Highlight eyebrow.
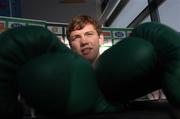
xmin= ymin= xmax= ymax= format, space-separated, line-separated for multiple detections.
xmin=71 ymin=30 xmax=95 ymax=36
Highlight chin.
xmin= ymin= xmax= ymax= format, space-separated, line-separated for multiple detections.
xmin=84 ymin=56 xmax=92 ymax=62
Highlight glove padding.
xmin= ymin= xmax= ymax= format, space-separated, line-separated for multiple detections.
xmin=131 ymin=22 xmax=180 ymax=107
xmin=0 ymin=26 xmax=99 ymax=117
xmin=17 ymin=51 xmax=99 ymax=116
xmin=0 ymin=26 xmax=68 ymax=118
xmin=95 ymin=37 xmax=157 ymax=104
xmin=95 ymin=22 xmax=180 ymax=107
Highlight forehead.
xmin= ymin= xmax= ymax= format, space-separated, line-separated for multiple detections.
xmin=70 ymin=24 xmax=96 ymax=35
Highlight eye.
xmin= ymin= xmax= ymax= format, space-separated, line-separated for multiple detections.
xmin=87 ymin=33 xmax=93 ymax=36
xmin=70 ymin=35 xmax=81 ymax=41
xmin=86 ymin=32 xmax=94 ymax=37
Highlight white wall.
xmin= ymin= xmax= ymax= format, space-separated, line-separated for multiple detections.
xmin=110 ymin=0 xmax=180 ymax=32
xmin=110 ymin=0 xmax=149 ymax=28
xmin=159 ymin=0 xmax=180 ymax=32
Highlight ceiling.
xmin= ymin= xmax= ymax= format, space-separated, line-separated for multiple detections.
xmin=59 ymin=0 xmax=87 ymax=3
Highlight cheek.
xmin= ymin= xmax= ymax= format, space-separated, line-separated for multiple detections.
xmin=70 ymin=42 xmax=80 ymax=51
xmin=94 ymin=39 xmax=100 ymax=47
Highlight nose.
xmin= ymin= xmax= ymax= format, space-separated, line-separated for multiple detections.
xmin=80 ymin=35 xmax=89 ymax=46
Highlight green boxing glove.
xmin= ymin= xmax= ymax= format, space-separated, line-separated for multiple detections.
xmin=95 ymin=22 xmax=180 ymax=108
xmin=0 ymin=26 xmax=70 ymax=118
xmin=95 ymin=36 xmax=157 ymax=104
xmin=17 ymin=51 xmax=100 ymax=116
xmin=131 ymin=22 xmax=180 ymax=107
xmin=0 ymin=25 xmax=120 ymax=118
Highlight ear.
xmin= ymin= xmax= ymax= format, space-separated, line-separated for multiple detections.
xmin=99 ymin=33 xmax=104 ymax=45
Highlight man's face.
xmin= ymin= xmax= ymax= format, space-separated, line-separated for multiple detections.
xmin=69 ymin=24 xmax=103 ymax=63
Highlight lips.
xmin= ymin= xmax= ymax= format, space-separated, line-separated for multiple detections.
xmin=81 ymin=48 xmax=92 ymax=55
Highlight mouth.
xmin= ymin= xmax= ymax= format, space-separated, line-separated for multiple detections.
xmin=81 ymin=48 xmax=92 ymax=55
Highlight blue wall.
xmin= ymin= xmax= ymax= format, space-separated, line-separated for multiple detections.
xmin=0 ymin=0 xmax=21 ymax=17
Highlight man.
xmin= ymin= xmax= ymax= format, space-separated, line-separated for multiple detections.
xmin=66 ymin=15 xmax=104 ymax=66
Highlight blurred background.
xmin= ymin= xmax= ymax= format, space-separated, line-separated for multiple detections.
xmin=0 ymin=0 xmax=179 ymax=31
